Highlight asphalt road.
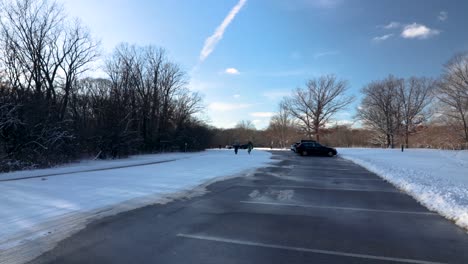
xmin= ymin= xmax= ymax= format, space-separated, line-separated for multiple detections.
xmin=30 ymin=151 xmax=468 ymax=264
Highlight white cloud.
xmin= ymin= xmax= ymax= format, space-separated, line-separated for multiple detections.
xmin=261 ymin=68 xmax=315 ymax=77
xmin=225 ymin=68 xmax=240 ymax=75
xmin=199 ymin=0 xmax=247 ymax=61
xmin=401 ymin=23 xmax=440 ymax=39
xmin=381 ymin=22 xmax=401 ymax=29
xmin=233 ymin=94 xmax=241 ymax=99
xmin=252 ymin=119 xmax=271 ymax=129
xmin=263 ymin=90 xmax=291 ymax=100
xmin=252 ymin=119 xmax=262 ymax=124
xmin=314 ymin=50 xmax=339 ymax=58
xmin=250 ymin=112 xmax=276 ymax=118
xmin=438 ymin=11 xmax=448 ymax=21
xmin=312 ymin=0 xmax=342 ymax=8
xmin=281 ymin=0 xmax=342 ymax=11
xmin=208 ymin=102 xmax=251 ymax=112
xmin=210 ymin=119 xmax=239 ymax=129
xmin=373 ymin=34 xmax=393 ymax=42
xmin=188 ymin=79 xmax=219 ymax=91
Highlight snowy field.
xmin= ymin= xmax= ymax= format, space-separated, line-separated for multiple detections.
xmin=339 ymin=148 xmax=468 ymax=231
xmin=0 ymin=149 xmax=273 ymax=264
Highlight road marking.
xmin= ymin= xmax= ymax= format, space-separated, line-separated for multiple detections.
xmin=240 ymin=201 xmax=437 ymax=215
xmin=238 ymin=185 xmax=399 ymax=193
xmin=290 ymin=176 xmax=383 ymax=181
xmin=177 ymin=233 xmax=445 ymax=264
xmin=296 ymin=167 xmax=352 ymax=171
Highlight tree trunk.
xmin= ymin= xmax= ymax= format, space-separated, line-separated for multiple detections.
xmin=405 ymin=124 xmax=409 ymax=148
xmin=314 ymin=124 xmax=320 ymax=142
xmin=463 ymin=115 xmax=468 ymax=143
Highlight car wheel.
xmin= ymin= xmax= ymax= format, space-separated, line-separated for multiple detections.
xmin=327 ymin=151 xmax=333 ymax=157
xmin=302 ymin=150 xmax=308 ymax=156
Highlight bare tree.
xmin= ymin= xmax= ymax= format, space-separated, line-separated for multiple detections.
xmin=0 ymin=0 xmax=98 ymax=114
xmin=0 ymin=0 xmax=64 ymax=97
xmin=357 ymin=75 xmax=403 ymax=148
xmin=283 ymin=75 xmax=354 ymax=141
xmin=398 ymin=77 xmax=435 ymax=147
xmin=437 ymin=52 xmax=468 ymax=143
xmin=235 ymin=120 xmax=255 ymax=130
xmin=0 ymin=0 xmax=99 ymax=167
xmin=58 ymin=20 xmax=100 ymax=120
xmin=0 ymin=1 xmax=211 ymax=170
xmin=234 ymin=120 xmax=256 ymax=143
xmin=173 ymin=90 xmax=203 ymax=127
xmin=268 ymin=102 xmax=296 ymax=148
xmin=103 ymin=44 xmax=202 ymax=155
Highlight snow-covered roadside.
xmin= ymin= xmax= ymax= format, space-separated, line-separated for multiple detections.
xmin=0 ymin=149 xmax=274 ymax=264
xmin=338 ymin=148 xmax=468 ymax=230
xmin=0 ymin=152 xmax=197 ymax=181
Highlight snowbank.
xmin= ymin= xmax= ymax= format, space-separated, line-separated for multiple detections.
xmin=338 ymin=148 xmax=468 ymax=230
xmin=0 ymin=149 xmax=273 ymax=263
xmin=0 ymin=152 xmax=196 ymax=181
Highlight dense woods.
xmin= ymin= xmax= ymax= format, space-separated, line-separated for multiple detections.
xmin=0 ymin=0 xmax=210 ymax=171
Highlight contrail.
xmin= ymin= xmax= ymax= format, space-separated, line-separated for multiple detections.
xmin=199 ymin=0 xmax=247 ymax=61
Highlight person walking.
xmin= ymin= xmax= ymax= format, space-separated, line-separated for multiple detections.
xmin=233 ymin=143 xmax=240 ymax=155
xmin=247 ymin=141 xmax=254 ymax=155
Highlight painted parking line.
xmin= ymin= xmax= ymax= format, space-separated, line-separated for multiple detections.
xmin=240 ymin=201 xmax=437 ymax=215
xmin=237 ymin=185 xmax=400 ymax=193
xmin=286 ymin=176 xmax=383 ymax=181
xmin=295 ymin=167 xmax=352 ymax=171
xmin=177 ymin=233 xmax=445 ymax=264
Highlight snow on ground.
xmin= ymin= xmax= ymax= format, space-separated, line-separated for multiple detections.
xmin=0 ymin=149 xmax=273 ymax=264
xmin=255 ymin=147 xmax=291 ymax=151
xmin=338 ymin=148 xmax=468 ymax=230
xmin=0 ymin=152 xmax=197 ymax=181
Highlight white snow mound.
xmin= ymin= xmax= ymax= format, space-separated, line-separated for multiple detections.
xmin=338 ymin=148 xmax=468 ymax=230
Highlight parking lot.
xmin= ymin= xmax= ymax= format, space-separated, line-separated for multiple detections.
xmin=31 ymin=151 xmax=468 ymax=264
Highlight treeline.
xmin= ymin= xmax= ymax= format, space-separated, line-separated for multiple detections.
xmin=210 ymin=122 xmax=373 ymax=149
xmin=212 ymin=118 xmax=466 ymax=151
xmin=211 ymin=53 xmax=468 ymax=150
xmin=72 ymin=45 xmax=211 ymax=157
xmin=264 ymin=52 xmax=467 ymax=149
xmin=356 ymin=52 xmax=468 ymax=149
xmin=0 ymin=0 xmax=210 ymax=171
xmin=356 ymin=75 xmax=434 ymax=148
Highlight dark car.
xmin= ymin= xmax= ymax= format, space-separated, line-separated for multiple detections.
xmin=295 ymin=142 xmax=337 ymax=157
xmin=291 ymin=140 xmax=317 ymax=152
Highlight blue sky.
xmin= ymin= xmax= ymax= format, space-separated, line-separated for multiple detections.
xmin=60 ymin=0 xmax=468 ymax=129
